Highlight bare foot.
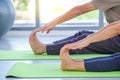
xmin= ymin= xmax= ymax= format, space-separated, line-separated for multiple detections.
xmin=60 ymin=46 xmax=86 ymax=71
xmin=29 ymin=31 xmax=46 ymax=55
xmin=60 ymin=47 xmax=74 ymax=71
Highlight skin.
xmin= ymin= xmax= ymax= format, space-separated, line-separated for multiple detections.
xmin=29 ymin=1 xmax=120 ymax=71
xmin=60 ymin=46 xmax=86 ymax=71
xmin=60 ymin=21 xmax=120 ymax=71
xmin=33 ymin=2 xmax=96 ymax=34
xmin=29 ymin=1 xmax=96 ymax=54
xmin=29 ymin=31 xmax=46 ymax=55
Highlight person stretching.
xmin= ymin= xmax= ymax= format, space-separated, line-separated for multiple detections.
xmin=29 ymin=0 xmax=120 ymax=72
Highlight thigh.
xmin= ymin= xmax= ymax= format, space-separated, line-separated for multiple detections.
xmin=86 ymin=35 xmax=120 ymax=54
xmin=70 ymin=35 xmax=120 ymax=54
xmin=54 ymin=30 xmax=94 ymax=44
xmin=47 ymin=31 xmax=93 ymax=55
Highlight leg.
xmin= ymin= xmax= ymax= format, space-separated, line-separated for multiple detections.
xmin=85 ymin=52 xmax=120 ymax=72
xmin=47 ymin=31 xmax=94 ymax=55
xmin=29 ymin=30 xmax=94 ymax=55
xmin=70 ymin=35 xmax=120 ymax=54
xmin=47 ymin=31 xmax=120 ymax=55
xmin=29 ymin=30 xmax=120 ymax=55
xmin=47 ymin=35 xmax=120 ymax=55
xmin=60 ymin=47 xmax=120 ymax=72
xmin=54 ymin=30 xmax=94 ymax=44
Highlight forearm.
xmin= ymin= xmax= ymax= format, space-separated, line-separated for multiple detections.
xmin=49 ymin=2 xmax=96 ymax=25
xmin=84 ymin=22 xmax=120 ymax=44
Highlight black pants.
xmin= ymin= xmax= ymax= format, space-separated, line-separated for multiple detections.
xmin=46 ymin=30 xmax=120 ymax=55
xmin=46 ymin=30 xmax=120 ymax=72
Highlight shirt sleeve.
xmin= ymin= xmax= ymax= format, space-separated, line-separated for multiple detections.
xmin=91 ymin=0 xmax=120 ymax=11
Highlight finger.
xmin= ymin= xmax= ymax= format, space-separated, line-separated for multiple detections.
xmin=71 ymin=47 xmax=79 ymax=50
xmin=33 ymin=29 xmax=40 ymax=34
xmin=66 ymin=44 xmax=76 ymax=48
xmin=40 ymin=27 xmax=48 ymax=33
xmin=47 ymin=29 xmax=51 ymax=34
xmin=64 ymin=43 xmax=74 ymax=46
xmin=34 ymin=27 xmax=44 ymax=33
xmin=61 ymin=46 xmax=70 ymax=52
xmin=68 ymin=45 xmax=79 ymax=50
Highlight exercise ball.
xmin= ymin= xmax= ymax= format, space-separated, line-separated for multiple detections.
xmin=0 ymin=0 xmax=15 ymax=37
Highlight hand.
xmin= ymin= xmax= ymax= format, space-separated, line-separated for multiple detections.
xmin=64 ymin=39 xmax=91 ymax=50
xmin=34 ymin=23 xmax=56 ymax=34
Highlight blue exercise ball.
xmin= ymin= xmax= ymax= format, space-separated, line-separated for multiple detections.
xmin=0 ymin=0 xmax=15 ymax=37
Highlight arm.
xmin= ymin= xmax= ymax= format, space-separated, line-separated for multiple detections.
xmin=49 ymin=2 xmax=97 ymax=25
xmin=60 ymin=21 xmax=120 ymax=71
xmin=86 ymin=21 xmax=120 ymax=43
xmin=34 ymin=1 xmax=97 ymax=33
xmin=65 ymin=21 xmax=120 ymax=50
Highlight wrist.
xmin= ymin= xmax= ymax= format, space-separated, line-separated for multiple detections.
xmin=82 ymin=37 xmax=93 ymax=45
xmin=46 ymin=22 xmax=56 ymax=27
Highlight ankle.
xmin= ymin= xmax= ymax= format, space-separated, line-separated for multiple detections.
xmin=61 ymin=60 xmax=86 ymax=71
xmin=61 ymin=60 xmax=75 ymax=71
xmin=74 ymin=60 xmax=86 ymax=71
xmin=34 ymin=45 xmax=46 ymax=55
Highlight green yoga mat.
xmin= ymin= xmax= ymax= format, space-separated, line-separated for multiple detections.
xmin=0 ymin=50 xmax=110 ymax=60
xmin=6 ymin=62 xmax=120 ymax=78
